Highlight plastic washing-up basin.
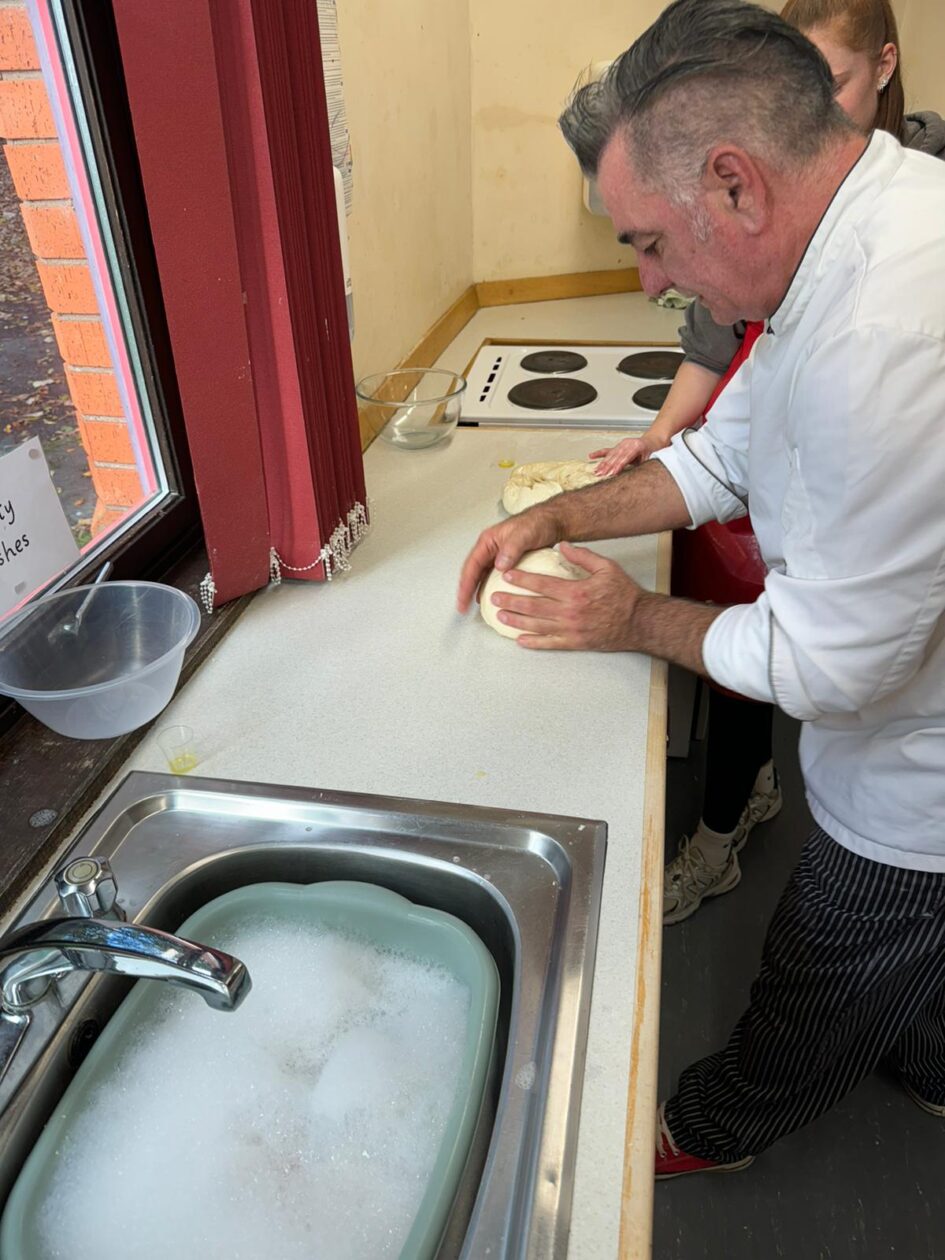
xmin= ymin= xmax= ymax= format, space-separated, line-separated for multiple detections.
xmin=0 ymin=580 xmax=200 ymax=739
xmin=0 ymin=880 xmax=500 ymax=1260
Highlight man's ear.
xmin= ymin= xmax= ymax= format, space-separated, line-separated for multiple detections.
xmin=703 ymin=146 xmax=768 ymax=235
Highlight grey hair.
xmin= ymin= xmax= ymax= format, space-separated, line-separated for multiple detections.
xmin=559 ymin=0 xmax=854 ymax=198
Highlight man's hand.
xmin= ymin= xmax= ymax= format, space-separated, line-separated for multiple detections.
xmin=486 ymin=541 xmax=644 ymax=650
xmin=456 ymin=459 xmax=693 ymax=615
xmin=456 ymin=506 xmax=559 ymax=613
xmin=486 ymin=540 xmax=728 ymax=673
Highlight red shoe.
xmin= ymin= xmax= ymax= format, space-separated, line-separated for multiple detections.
xmin=655 ymin=1103 xmax=755 ymax=1180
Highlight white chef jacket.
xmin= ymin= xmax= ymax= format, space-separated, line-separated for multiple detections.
xmin=653 ymin=129 xmax=945 ymax=872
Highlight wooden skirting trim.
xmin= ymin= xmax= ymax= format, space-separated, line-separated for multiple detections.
xmin=476 ymin=267 xmax=641 ymax=308
xmin=357 ymin=267 xmax=644 ymax=450
xmin=357 ymin=284 xmax=479 ymax=450
xmin=619 ymin=528 xmax=671 ymax=1258
xmin=399 ymin=283 xmax=480 ymax=372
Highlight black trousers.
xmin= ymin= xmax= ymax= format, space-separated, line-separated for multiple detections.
xmin=701 ymin=689 xmax=774 ymax=834
xmin=664 ymin=827 xmax=945 ymax=1162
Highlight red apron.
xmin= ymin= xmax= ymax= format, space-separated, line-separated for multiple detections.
xmin=670 ymin=320 xmax=766 ymax=698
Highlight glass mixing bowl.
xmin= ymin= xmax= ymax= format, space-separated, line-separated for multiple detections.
xmin=355 ymin=368 xmax=466 ymax=450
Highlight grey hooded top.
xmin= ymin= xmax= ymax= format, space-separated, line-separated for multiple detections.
xmin=679 ymin=111 xmax=945 ymax=375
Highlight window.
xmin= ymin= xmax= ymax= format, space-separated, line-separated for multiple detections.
xmin=0 ymin=0 xmax=366 ymax=892
xmin=0 ymin=0 xmax=197 ymax=624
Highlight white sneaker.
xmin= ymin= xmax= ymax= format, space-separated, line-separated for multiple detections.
xmin=731 ymin=760 xmax=783 ymax=854
xmin=663 ymin=837 xmax=741 ymax=925
xmin=662 ymin=761 xmax=782 ymax=926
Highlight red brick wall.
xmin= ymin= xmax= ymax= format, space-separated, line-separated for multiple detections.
xmin=0 ymin=2 xmax=144 ymax=536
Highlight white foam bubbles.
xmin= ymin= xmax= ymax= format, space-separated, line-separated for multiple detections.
xmin=33 ymin=915 xmax=472 ymax=1260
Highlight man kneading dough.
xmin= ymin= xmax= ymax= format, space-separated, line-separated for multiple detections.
xmin=480 ymin=548 xmax=587 ymax=639
xmin=502 ymin=460 xmax=600 ymax=515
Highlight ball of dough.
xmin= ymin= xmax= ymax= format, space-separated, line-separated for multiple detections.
xmin=480 ymin=547 xmax=588 ymax=640
xmin=502 ymin=460 xmax=600 ymax=515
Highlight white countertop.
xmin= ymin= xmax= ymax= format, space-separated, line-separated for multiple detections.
xmin=92 ymin=292 xmax=681 ymax=1256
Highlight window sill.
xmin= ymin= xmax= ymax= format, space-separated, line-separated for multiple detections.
xmin=0 ymin=546 xmax=253 ymax=921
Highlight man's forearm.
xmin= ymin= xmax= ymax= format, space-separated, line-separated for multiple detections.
xmin=628 ymin=590 xmax=727 ymax=676
xmin=549 ymin=458 xmax=692 ymax=542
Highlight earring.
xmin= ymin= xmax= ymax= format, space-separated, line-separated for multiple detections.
xmin=879 ymin=76 xmax=889 ymax=90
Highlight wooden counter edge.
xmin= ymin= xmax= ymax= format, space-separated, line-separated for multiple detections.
xmin=618 ymin=529 xmax=671 ymax=1257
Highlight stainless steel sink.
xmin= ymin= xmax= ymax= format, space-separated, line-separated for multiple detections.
xmin=0 ymin=771 xmax=606 ymax=1259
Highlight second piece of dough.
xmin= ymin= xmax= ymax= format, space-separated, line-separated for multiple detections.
xmin=480 ymin=547 xmax=587 ymax=640
xmin=502 ymin=460 xmax=600 ymax=515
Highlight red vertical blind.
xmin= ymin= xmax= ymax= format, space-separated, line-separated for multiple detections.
xmin=111 ymin=0 xmax=271 ymax=606
xmin=113 ymin=0 xmax=366 ymax=604
xmin=245 ymin=0 xmax=367 ymax=582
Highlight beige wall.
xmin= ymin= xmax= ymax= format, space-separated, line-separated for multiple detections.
xmin=470 ymin=3 xmax=671 ymax=283
xmin=467 ymin=1 xmax=781 ymax=282
xmin=338 ymin=0 xmax=945 ymax=377
xmin=897 ymin=0 xmax=945 ymax=115
xmin=462 ymin=0 xmax=945 ymax=287
xmin=338 ymin=1 xmax=664 ymax=376
xmin=337 ymin=0 xmax=473 ymax=379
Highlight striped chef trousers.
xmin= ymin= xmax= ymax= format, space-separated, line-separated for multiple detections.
xmin=663 ymin=825 xmax=945 ymax=1162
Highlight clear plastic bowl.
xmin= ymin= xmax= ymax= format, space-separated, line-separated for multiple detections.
xmin=0 ymin=581 xmax=201 ymax=739
xmin=355 ymin=368 xmax=466 ymax=449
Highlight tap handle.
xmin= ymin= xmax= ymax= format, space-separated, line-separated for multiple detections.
xmin=55 ymin=857 xmax=123 ymax=920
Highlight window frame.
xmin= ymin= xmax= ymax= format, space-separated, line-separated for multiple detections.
xmin=0 ymin=0 xmax=365 ymax=914
xmin=0 ymin=0 xmax=203 ymax=735
xmin=50 ymin=0 xmax=201 ymax=578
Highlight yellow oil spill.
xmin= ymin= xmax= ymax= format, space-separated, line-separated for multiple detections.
xmin=498 ymin=459 xmax=515 ymax=468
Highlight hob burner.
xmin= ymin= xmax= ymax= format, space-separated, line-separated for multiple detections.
xmin=508 ymin=378 xmax=598 ymax=411
xmin=617 ymin=350 xmax=685 ymax=380
xmin=520 ymin=350 xmax=589 ymax=374
xmin=632 ymin=383 xmax=672 ymax=411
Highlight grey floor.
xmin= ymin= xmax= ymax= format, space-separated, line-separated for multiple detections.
xmin=654 ymin=686 xmax=945 ymax=1260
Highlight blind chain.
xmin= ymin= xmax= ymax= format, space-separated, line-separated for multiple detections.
xmin=199 ymin=501 xmax=369 ymax=611
xmin=269 ymin=500 xmax=369 ymax=586
xmin=198 ymin=572 xmax=217 ymax=616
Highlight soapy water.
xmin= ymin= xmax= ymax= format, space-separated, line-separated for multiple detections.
xmin=35 ymin=917 xmax=471 ymax=1260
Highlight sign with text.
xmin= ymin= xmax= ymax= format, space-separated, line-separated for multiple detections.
xmin=0 ymin=439 xmax=80 ymax=619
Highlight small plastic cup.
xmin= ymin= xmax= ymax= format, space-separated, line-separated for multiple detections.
xmin=157 ymin=724 xmax=199 ymax=774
